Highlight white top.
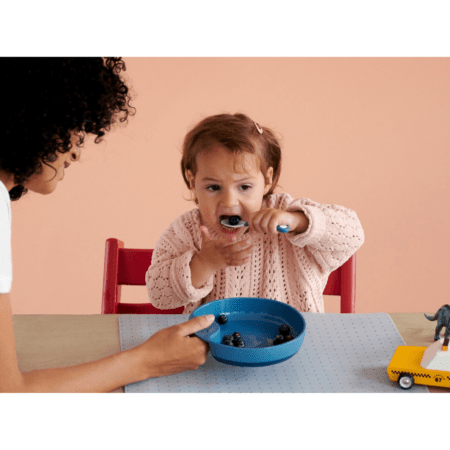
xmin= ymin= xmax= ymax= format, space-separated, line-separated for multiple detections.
xmin=0 ymin=180 xmax=12 ymax=293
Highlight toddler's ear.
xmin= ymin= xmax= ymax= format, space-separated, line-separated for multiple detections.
xmin=264 ymin=167 xmax=274 ymax=194
xmin=185 ymin=170 xmax=195 ymax=189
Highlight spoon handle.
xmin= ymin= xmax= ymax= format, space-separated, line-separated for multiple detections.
xmin=277 ymin=225 xmax=290 ymax=233
xmin=244 ymin=223 xmax=289 ymax=233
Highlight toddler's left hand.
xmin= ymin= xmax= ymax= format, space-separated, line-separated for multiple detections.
xmin=248 ymin=208 xmax=303 ymax=234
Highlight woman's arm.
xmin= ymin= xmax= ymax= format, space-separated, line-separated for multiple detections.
xmin=0 ymin=293 xmax=213 ymax=393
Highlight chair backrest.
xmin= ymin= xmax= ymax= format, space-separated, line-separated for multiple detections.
xmin=323 ymin=254 xmax=356 ymax=313
xmin=102 ymin=238 xmax=184 ymax=314
xmin=102 ymin=238 xmax=356 ymax=314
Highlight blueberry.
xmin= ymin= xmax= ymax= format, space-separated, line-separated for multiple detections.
xmin=217 ymin=314 xmax=228 ymax=324
xmin=284 ymin=334 xmax=294 ymax=342
xmin=232 ymin=332 xmax=241 ymax=339
xmin=228 ymin=215 xmax=241 ymax=226
xmin=222 ymin=333 xmax=233 ymax=345
xmin=233 ymin=339 xmax=246 ymax=348
xmin=278 ymin=324 xmax=291 ymax=336
xmin=273 ymin=335 xmax=285 ymax=345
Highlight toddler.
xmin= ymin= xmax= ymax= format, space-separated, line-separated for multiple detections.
xmin=146 ymin=113 xmax=364 ymax=313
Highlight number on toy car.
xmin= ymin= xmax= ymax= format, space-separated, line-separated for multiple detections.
xmin=434 ymin=374 xmax=444 ymax=383
xmin=398 ymin=372 xmax=415 ymax=390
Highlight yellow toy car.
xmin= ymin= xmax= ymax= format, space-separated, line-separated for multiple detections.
xmin=387 ymin=337 xmax=450 ymax=389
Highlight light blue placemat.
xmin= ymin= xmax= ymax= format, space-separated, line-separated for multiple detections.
xmin=119 ymin=313 xmax=428 ymax=393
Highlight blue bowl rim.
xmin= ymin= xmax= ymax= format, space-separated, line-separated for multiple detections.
xmin=189 ymin=296 xmax=306 ymax=348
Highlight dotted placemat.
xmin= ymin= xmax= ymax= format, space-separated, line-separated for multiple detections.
xmin=119 ymin=313 xmax=428 ymax=393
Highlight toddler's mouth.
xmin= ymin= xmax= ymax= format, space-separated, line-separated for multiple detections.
xmin=220 ymin=215 xmax=243 ymax=233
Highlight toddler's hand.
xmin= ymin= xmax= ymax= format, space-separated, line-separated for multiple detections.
xmin=248 ymin=208 xmax=302 ymax=234
xmin=199 ymin=226 xmax=253 ymax=271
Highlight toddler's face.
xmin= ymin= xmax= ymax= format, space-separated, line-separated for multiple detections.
xmin=186 ymin=145 xmax=273 ymax=238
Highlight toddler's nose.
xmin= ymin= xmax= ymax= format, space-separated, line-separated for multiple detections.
xmin=220 ymin=189 xmax=239 ymax=208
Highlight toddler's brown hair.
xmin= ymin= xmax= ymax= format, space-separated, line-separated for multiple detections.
xmin=181 ymin=113 xmax=282 ymax=202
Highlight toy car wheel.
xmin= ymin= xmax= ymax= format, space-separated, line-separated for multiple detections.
xmin=398 ymin=373 xmax=414 ymax=390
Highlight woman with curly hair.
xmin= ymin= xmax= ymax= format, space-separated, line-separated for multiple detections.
xmin=0 ymin=57 xmax=214 ymax=392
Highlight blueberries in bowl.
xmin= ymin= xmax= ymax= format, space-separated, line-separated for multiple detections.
xmin=189 ymin=297 xmax=306 ymax=367
xmin=278 ymin=324 xmax=291 ymax=336
xmin=221 ymin=330 xmax=247 ymax=348
xmin=222 ymin=336 xmax=234 ymax=345
xmin=273 ymin=335 xmax=285 ymax=346
xmin=217 ymin=317 xmax=293 ymax=349
xmin=217 ymin=313 xmax=228 ymax=324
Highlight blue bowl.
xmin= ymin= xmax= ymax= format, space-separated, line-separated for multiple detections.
xmin=189 ymin=297 xmax=306 ymax=367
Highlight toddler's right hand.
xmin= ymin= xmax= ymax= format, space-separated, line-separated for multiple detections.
xmin=199 ymin=226 xmax=253 ymax=271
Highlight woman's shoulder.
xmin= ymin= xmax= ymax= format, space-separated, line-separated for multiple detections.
xmin=0 ymin=180 xmax=10 ymax=205
xmin=0 ymin=180 xmax=11 ymax=221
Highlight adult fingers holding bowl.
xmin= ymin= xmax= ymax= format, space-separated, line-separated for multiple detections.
xmin=0 ymin=57 xmax=214 ymax=393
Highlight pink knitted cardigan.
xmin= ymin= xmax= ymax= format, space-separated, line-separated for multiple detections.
xmin=145 ymin=193 xmax=364 ymax=314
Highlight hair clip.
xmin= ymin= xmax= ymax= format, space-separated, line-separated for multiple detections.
xmin=254 ymin=122 xmax=263 ymax=134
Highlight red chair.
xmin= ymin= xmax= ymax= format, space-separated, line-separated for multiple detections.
xmin=102 ymin=238 xmax=357 ymax=314
xmin=323 ymin=254 xmax=356 ymax=313
xmin=102 ymin=238 xmax=184 ymax=314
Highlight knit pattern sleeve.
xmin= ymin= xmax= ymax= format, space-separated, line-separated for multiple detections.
xmin=268 ymin=193 xmax=365 ymax=274
xmin=145 ymin=209 xmax=214 ymax=309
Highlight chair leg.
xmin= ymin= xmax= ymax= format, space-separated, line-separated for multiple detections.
xmin=102 ymin=238 xmax=124 ymax=314
xmin=341 ymin=254 xmax=356 ymax=313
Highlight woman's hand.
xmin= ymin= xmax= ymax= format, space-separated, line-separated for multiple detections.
xmin=1 ymin=293 xmax=215 ymax=392
xmin=135 ymin=314 xmax=215 ymax=379
xmin=248 ymin=208 xmax=309 ymax=234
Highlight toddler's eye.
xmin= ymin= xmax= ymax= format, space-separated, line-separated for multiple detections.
xmin=240 ymin=184 xmax=252 ymax=191
xmin=206 ymin=185 xmax=220 ymax=191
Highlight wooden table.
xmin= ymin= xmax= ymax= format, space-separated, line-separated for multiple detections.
xmin=12 ymin=313 xmax=448 ymax=393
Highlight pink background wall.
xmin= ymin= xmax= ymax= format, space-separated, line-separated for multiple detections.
xmin=9 ymin=57 xmax=450 ymax=314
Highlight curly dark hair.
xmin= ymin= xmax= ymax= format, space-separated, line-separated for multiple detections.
xmin=1 ymin=57 xmax=135 ymax=200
